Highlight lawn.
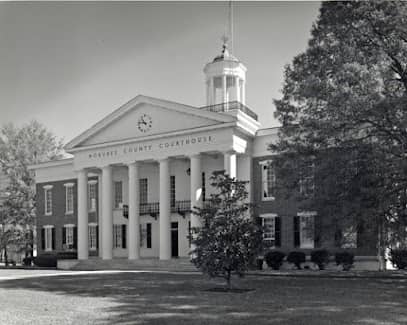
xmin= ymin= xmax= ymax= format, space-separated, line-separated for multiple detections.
xmin=0 ymin=271 xmax=406 ymax=325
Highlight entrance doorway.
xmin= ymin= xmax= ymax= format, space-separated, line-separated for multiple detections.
xmin=171 ymin=222 xmax=179 ymax=258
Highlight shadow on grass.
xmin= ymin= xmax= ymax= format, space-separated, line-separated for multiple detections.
xmin=0 ymin=273 xmax=407 ymax=324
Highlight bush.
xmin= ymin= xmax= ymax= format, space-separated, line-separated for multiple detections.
xmin=264 ymin=251 xmax=286 ymax=270
xmin=22 ymin=256 xmax=33 ymax=266
xmin=33 ymin=254 xmax=57 ymax=267
xmin=287 ymin=251 xmax=306 ymax=270
xmin=57 ymin=251 xmax=78 ymax=260
xmin=390 ymin=249 xmax=407 ymax=270
xmin=335 ymin=251 xmax=354 ymax=271
xmin=310 ymin=249 xmax=330 ymax=270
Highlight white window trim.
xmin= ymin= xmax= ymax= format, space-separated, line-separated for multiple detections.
xmin=43 ymin=185 xmax=53 ymax=216
xmin=64 ymin=183 xmax=75 ymax=215
xmin=297 ymin=211 xmax=316 ymax=249
xmin=259 ymin=160 xmax=275 ymax=201
xmin=43 ymin=225 xmax=54 ymax=252
xmin=261 ymin=213 xmax=278 ymax=247
xmin=113 ymin=224 xmax=122 ymax=248
xmin=88 ymin=181 xmax=97 ymax=212
xmin=63 ymin=224 xmax=75 ymax=247
xmin=88 ymin=223 xmax=98 ymax=251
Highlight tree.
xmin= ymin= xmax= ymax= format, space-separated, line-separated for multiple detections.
xmin=191 ymin=170 xmax=262 ymax=290
xmin=271 ymin=1 xmax=407 ymax=270
xmin=0 ymin=120 xmax=64 ymax=264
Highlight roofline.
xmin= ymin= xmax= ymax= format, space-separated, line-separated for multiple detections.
xmin=28 ymin=158 xmax=74 ymax=170
xmin=64 ymin=94 xmax=234 ymax=150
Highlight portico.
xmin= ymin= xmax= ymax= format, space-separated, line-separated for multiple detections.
xmin=75 ymin=148 xmax=243 ymax=260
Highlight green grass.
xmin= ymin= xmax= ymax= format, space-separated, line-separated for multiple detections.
xmin=0 ymin=271 xmax=406 ymax=324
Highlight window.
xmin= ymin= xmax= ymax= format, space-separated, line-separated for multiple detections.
xmin=42 ymin=226 xmax=54 ymax=251
xmin=146 ymin=223 xmax=152 ymax=249
xmin=64 ymin=183 xmax=74 ymax=214
xmin=62 ymin=225 xmax=76 ymax=250
xmin=294 ymin=212 xmax=316 ymax=248
xmin=261 ymin=214 xmax=281 ymax=248
xmin=140 ymin=178 xmax=148 ymax=204
xmin=202 ymin=172 xmax=206 ymax=201
xmin=114 ymin=181 xmax=123 ymax=208
xmin=113 ymin=224 xmax=126 ymax=248
xmin=260 ymin=161 xmax=275 ymax=201
xmin=170 ymin=175 xmax=175 ymax=207
xmin=43 ymin=185 xmax=53 ymax=215
xmin=299 ymin=161 xmax=315 ymax=197
xmin=88 ymin=180 xmax=97 ymax=212
xmin=340 ymin=226 xmax=357 ymax=248
xmin=89 ymin=224 xmax=98 ymax=250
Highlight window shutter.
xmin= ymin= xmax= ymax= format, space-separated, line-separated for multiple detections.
xmin=275 ymin=217 xmax=281 ymax=247
xmin=96 ymin=225 xmax=99 ymax=249
xmin=122 ymin=225 xmax=127 ymax=249
xmin=73 ymin=226 xmax=78 ymax=249
xmin=41 ymin=228 xmax=45 ymax=250
xmin=293 ymin=216 xmax=300 ymax=247
xmin=147 ymin=223 xmax=152 ymax=248
xmin=62 ymin=227 xmax=66 ymax=246
xmin=51 ymin=228 xmax=55 ymax=250
xmin=314 ymin=215 xmax=322 ymax=248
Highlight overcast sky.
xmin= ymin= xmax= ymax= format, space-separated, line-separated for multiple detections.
xmin=0 ymin=1 xmax=320 ymax=144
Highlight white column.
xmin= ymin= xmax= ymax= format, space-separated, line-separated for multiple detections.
xmin=235 ymin=76 xmax=241 ymax=103
xmin=97 ymin=174 xmax=103 ymax=257
xmin=77 ymin=169 xmax=88 ymax=260
xmin=222 ymin=75 xmax=227 ymax=104
xmin=101 ymin=165 xmax=113 ymax=259
xmin=206 ymin=80 xmax=210 ymax=105
xmin=159 ymin=158 xmax=171 ymax=260
xmin=209 ymin=77 xmax=214 ymax=105
xmin=241 ymin=79 xmax=246 ymax=105
xmin=128 ymin=162 xmax=140 ymax=260
xmin=211 ymin=77 xmax=216 ymax=105
xmin=190 ymin=154 xmax=202 ymax=226
xmin=224 ymin=152 xmax=237 ymax=179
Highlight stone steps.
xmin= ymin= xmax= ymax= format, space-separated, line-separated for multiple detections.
xmin=69 ymin=257 xmax=198 ymax=272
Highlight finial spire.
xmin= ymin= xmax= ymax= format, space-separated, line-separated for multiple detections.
xmin=228 ymin=0 xmax=234 ymax=54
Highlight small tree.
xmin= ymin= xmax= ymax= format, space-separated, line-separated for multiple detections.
xmin=191 ymin=170 xmax=262 ymax=290
xmin=0 ymin=121 xmax=63 ymax=262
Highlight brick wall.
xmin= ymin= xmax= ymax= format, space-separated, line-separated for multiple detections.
xmin=36 ymin=177 xmax=98 ymax=255
xmin=251 ymin=155 xmax=376 ymax=256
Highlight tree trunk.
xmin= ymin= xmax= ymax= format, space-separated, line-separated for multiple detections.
xmin=4 ymin=246 xmax=8 ymax=267
xmin=377 ymin=219 xmax=386 ymax=271
xmin=226 ymin=270 xmax=232 ymax=290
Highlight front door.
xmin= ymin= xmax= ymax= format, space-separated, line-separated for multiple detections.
xmin=171 ymin=222 xmax=179 ymax=258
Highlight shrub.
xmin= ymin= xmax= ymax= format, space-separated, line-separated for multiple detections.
xmin=390 ymin=249 xmax=407 ymax=270
xmin=22 ymin=256 xmax=33 ymax=266
xmin=335 ymin=251 xmax=354 ymax=271
xmin=57 ymin=251 xmax=78 ymax=260
xmin=310 ymin=249 xmax=330 ymax=270
xmin=264 ymin=251 xmax=286 ymax=270
xmin=33 ymin=254 xmax=57 ymax=267
xmin=287 ymin=251 xmax=306 ymax=270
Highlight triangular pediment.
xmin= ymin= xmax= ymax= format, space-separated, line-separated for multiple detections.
xmin=65 ymin=95 xmax=235 ymax=150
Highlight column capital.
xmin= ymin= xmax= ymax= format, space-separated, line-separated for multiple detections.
xmin=101 ymin=164 xmax=112 ymax=169
xmin=188 ymin=153 xmax=201 ymax=160
xmin=126 ymin=161 xmax=140 ymax=168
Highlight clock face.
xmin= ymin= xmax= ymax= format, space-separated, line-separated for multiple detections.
xmin=137 ymin=113 xmax=152 ymax=133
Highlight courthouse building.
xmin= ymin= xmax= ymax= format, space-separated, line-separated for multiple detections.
xmin=30 ymin=42 xmax=377 ymax=266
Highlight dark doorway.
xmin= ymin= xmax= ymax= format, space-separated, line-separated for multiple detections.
xmin=171 ymin=222 xmax=179 ymax=258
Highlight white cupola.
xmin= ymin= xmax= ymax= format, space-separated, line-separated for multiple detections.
xmin=203 ymin=36 xmax=247 ymax=107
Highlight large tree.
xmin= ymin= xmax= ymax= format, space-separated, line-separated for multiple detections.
xmin=272 ymin=1 xmax=407 ymax=269
xmin=191 ymin=170 xmax=262 ymax=290
xmin=0 ymin=120 xmax=63 ymax=264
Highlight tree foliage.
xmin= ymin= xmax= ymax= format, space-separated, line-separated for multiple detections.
xmin=271 ymin=1 xmax=407 ymax=268
xmin=191 ymin=170 xmax=262 ymax=289
xmin=0 ymin=120 xmax=64 ymax=262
